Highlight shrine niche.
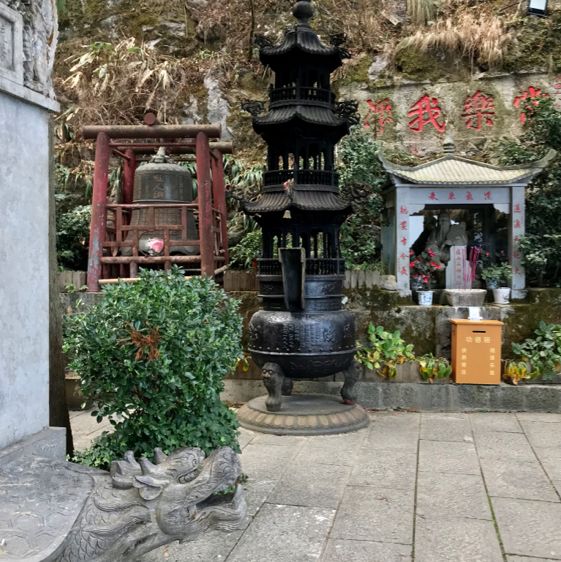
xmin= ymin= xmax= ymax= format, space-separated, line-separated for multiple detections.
xmin=380 ymin=142 xmax=554 ymax=298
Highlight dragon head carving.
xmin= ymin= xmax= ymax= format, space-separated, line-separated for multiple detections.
xmin=52 ymin=446 xmax=246 ymax=561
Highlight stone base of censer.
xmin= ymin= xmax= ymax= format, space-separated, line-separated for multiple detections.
xmin=237 ymin=394 xmax=369 ymax=436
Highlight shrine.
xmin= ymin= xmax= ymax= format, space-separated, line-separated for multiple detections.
xmin=380 ymin=142 xmax=555 ymax=298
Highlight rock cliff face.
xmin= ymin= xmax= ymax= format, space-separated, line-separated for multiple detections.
xmin=54 ymin=0 xmax=561 ymax=160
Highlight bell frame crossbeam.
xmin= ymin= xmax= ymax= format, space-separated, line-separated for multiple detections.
xmin=82 ymin=123 xmax=232 ymax=291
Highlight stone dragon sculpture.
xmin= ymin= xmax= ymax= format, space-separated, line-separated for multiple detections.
xmin=43 ymin=446 xmax=246 ymax=561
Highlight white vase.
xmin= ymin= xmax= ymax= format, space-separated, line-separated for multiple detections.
xmin=492 ymin=287 xmax=510 ymax=304
xmin=418 ymin=290 xmax=434 ymax=306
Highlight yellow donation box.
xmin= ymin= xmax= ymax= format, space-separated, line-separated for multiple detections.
xmin=450 ymin=319 xmax=503 ymax=385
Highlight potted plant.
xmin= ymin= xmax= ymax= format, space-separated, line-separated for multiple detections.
xmin=417 ymin=354 xmax=452 ymax=383
xmin=502 ymin=360 xmax=532 ymax=385
xmin=481 ymin=263 xmax=512 ymax=304
xmin=410 ymin=248 xmax=444 ymax=306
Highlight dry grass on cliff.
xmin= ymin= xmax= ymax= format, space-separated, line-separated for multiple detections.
xmin=398 ymin=11 xmax=514 ymax=67
xmin=56 ymin=37 xmax=218 ymax=132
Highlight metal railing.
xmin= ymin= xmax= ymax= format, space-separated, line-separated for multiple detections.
xmin=257 ymin=258 xmax=346 ymax=276
xmin=263 ymin=169 xmax=338 ymax=187
xmin=269 ymin=86 xmax=334 ymax=105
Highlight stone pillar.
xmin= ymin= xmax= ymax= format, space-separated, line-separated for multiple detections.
xmin=0 ymin=1 xmax=64 ymax=456
xmin=510 ymin=185 xmax=526 ymax=299
xmin=394 ymin=187 xmax=411 ymax=295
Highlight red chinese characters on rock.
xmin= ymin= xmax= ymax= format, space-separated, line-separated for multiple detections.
xmin=364 ymin=98 xmax=394 ymax=136
xmin=513 ymin=86 xmax=549 ymax=125
xmin=407 ymin=95 xmax=446 ymax=134
xmin=462 ymin=91 xmax=495 ymax=130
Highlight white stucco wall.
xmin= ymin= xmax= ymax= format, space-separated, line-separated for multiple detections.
xmin=0 ymin=91 xmax=50 ymax=449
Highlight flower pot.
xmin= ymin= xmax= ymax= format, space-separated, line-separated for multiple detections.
xmin=444 ymin=289 xmax=486 ymax=307
xmin=417 ymin=290 xmax=434 ymax=306
xmin=492 ymin=287 xmax=510 ymax=304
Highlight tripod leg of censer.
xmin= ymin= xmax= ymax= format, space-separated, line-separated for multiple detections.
xmin=262 ymin=362 xmax=284 ymax=412
xmin=281 ymin=376 xmax=294 ymax=396
xmin=341 ymin=362 xmax=360 ymax=405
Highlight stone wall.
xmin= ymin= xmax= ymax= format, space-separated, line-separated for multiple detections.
xmin=346 ymin=72 xmax=561 ymax=157
xmin=0 ymin=0 xmax=60 ymax=449
xmin=227 ymin=287 xmax=561 ymax=380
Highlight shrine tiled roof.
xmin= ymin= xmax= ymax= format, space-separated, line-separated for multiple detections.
xmin=381 ymin=151 xmax=555 ymax=186
xmin=244 ymin=191 xmax=351 ymax=214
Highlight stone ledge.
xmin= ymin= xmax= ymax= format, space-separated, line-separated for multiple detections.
xmin=0 ymin=427 xmax=66 ymax=463
xmin=0 ymin=77 xmax=60 ymax=112
xmin=223 ymin=380 xmax=561 ymax=413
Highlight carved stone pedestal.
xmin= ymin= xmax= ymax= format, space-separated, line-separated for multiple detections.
xmin=237 ymin=394 xmax=369 ymax=436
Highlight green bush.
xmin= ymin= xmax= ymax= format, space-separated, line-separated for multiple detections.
xmin=338 ymin=127 xmax=388 ymax=268
xmin=355 ymin=324 xmax=415 ymax=378
xmin=495 ymin=97 xmax=561 ymax=286
xmin=56 ymin=204 xmax=91 ymax=271
xmin=64 ymin=267 xmax=243 ymax=468
xmin=512 ymin=321 xmax=561 ymax=380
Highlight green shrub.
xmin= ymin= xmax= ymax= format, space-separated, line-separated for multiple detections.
xmin=355 ymin=324 xmax=415 ymax=378
xmin=338 ymin=127 xmax=388 ymax=268
xmin=512 ymin=321 xmax=561 ymax=380
xmin=56 ymin=204 xmax=91 ymax=271
xmin=417 ymin=354 xmax=451 ymax=383
xmin=64 ymin=267 xmax=243 ymax=468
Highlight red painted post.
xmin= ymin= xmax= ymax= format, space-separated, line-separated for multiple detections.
xmin=87 ymin=132 xmax=110 ymax=291
xmin=122 ymin=148 xmax=136 ymax=205
xmin=211 ymin=150 xmax=229 ymax=263
xmin=196 ymin=132 xmax=214 ymax=276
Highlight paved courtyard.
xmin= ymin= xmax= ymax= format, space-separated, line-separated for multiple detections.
xmin=71 ymin=410 xmax=561 ymax=561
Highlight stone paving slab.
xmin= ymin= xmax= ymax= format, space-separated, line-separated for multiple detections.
xmin=479 ymin=457 xmax=559 ymax=502
xmin=474 ymin=431 xmax=537 ymax=461
xmin=349 ymin=449 xmax=417 ymax=491
xmin=69 ymin=409 xmax=561 ymax=562
xmin=518 ymin=420 xmax=561 ymax=449
xmin=321 ymin=539 xmax=411 ymax=562
xmin=420 ymin=413 xmax=472 ymax=442
xmin=493 ymin=497 xmax=561 ymax=559
xmin=226 ymin=504 xmax=335 ymax=562
xmin=330 ymin=485 xmax=414 ymax=544
xmin=532 ymin=446 xmax=561 ymax=481
xmin=142 ymin=529 xmax=244 ymax=561
xmin=267 ymin=462 xmax=351 ymax=509
xmin=416 ymin=471 xmax=492 ymax=520
xmin=508 ymin=557 xmax=561 ymax=562
xmin=414 ymin=517 xmax=503 ymax=562
xmin=469 ymin=412 xmax=523 ymax=433
xmin=418 ymin=439 xmax=480 ymax=475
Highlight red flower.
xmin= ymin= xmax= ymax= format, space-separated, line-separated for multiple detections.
xmin=430 ymin=261 xmax=439 ymax=267
xmin=427 ymin=248 xmax=435 ymax=257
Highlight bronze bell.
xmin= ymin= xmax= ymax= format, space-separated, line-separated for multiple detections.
xmin=123 ymin=148 xmax=199 ymax=255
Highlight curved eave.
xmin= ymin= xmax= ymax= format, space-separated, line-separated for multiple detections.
xmin=243 ymin=191 xmax=351 ymax=214
xmin=260 ymin=27 xmax=343 ymax=71
xmin=380 ymin=150 xmax=556 ymax=186
xmin=253 ymin=106 xmax=348 ymax=134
